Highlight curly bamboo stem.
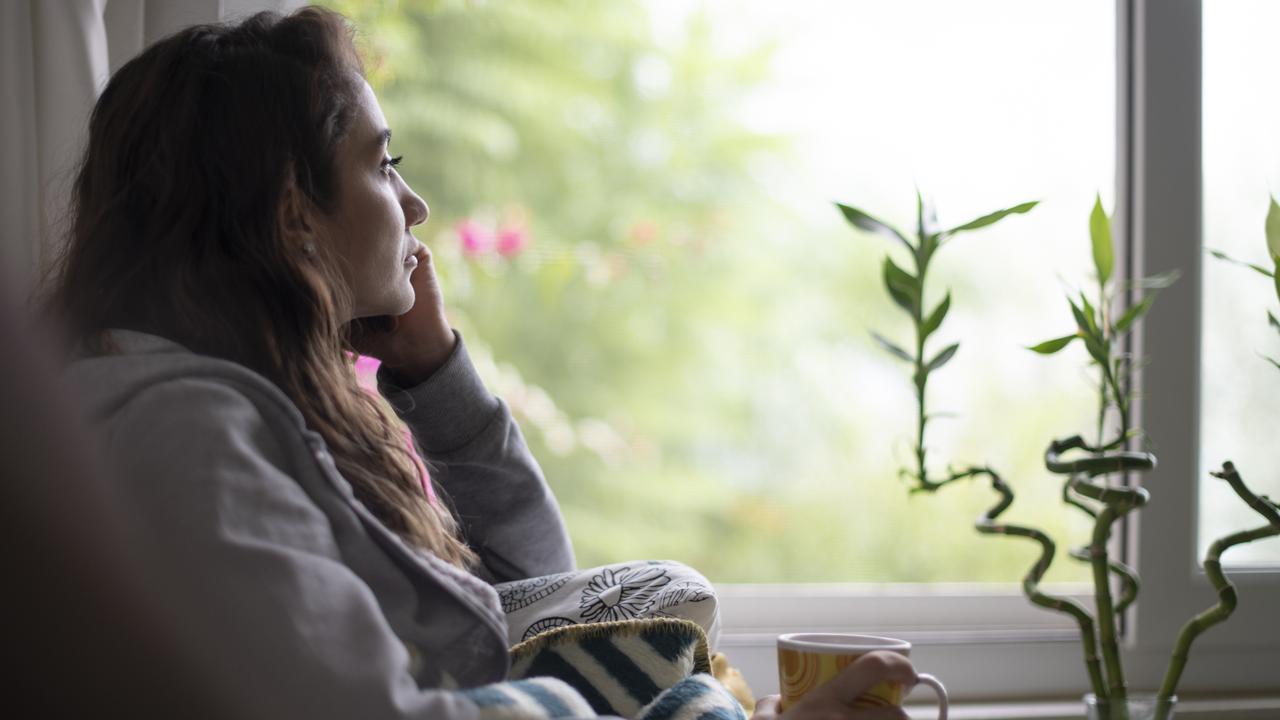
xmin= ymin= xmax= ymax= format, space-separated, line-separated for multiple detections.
xmin=1046 ymin=436 xmax=1154 ymax=709
xmin=1068 ymin=546 xmax=1139 ymax=616
xmin=1062 ymin=477 xmax=1140 ymax=616
xmin=1156 ymin=462 xmax=1280 ymax=706
xmin=956 ymin=466 xmax=1109 ymax=700
xmin=1063 ymin=473 xmax=1100 ymax=517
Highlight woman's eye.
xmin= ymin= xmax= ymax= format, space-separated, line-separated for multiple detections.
xmin=381 ymin=155 xmax=403 ymax=174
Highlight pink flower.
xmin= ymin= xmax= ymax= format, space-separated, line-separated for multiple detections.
xmin=456 ymin=219 xmax=493 ymax=256
xmin=628 ymin=220 xmax=658 ymax=245
xmin=496 ymin=224 xmax=529 ymax=257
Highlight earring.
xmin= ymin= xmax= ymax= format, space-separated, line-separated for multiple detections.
xmin=303 ymin=242 xmax=316 ymax=255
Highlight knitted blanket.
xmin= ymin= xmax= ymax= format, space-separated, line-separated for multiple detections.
xmin=460 ymin=617 xmax=747 ymax=719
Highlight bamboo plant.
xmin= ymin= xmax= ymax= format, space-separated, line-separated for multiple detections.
xmin=840 ymin=193 xmax=1280 ymax=720
xmin=1170 ymin=197 xmax=1280 ymax=709
xmin=1026 ymin=195 xmax=1175 ymax=718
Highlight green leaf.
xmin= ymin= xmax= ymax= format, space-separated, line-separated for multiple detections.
xmin=916 ymin=189 xmax=939 ymax=239
xmin=1114 ymin=294 xmax=1157 ymax=334
xmin=921 ymin=292 xmax=952 ymax=340
xmin=918 ymin=234 xmax=938 ymax=271
xmin=1068 ymin=297 xmax=1091 ymax=335
xmin=943 ymin=200 xmax=1039 ymax=235
xmin=882 ymin=256 xmax=919 ymax=314
xmin=1267 ymin=197 xmax=1280 ymax=260
xmin=1090 ymin=194 xmax=1114 ymax=284
xmin=1269 ymin=310 xmax=1280 ymax=333
xmin=1267 ymin=355 xmax=1280 ymax=371
xmin=1207 ymin=249 xmax=1274 ymax=278
xmin=1131 ymin=270 xmax=1181 ymax=290
xmin=1079 ymin=292 xmax=1101 ymax=335
xmin=915 ymin=192 xmax=941 ymax=271
xmin=837 ymin=203 xmax=912 ymax=250
xmin=1028 ymin=334 xmax=1078 ymax=354
xmin=871 ymin=332 xmax=913 ymax=362
xmin=1083 ymin=332 xmax=1110 ymax=368
xmin=925 ymin=342 xmax=960 ymax=372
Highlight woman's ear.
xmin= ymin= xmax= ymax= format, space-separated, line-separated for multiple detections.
xmin=277 ymin=170 xmax=321 ymax=254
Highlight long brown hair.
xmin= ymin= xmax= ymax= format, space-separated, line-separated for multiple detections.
xmin=38 ymin=7 xmax=477 ymax=569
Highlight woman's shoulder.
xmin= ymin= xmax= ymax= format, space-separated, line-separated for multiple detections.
xmin=67 ymin=331 xmax=338 ymax=535
xmin=65 ymin=329 xmax=323 ymax=486
xmin=67 ymin=329 xmax=306 ymax=431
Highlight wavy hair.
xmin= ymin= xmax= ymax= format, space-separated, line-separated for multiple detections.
xmin=38 ymin=7 xmax=477 ymax=569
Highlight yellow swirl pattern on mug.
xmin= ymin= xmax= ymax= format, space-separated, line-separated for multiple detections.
xmin=778 ymin=648 xmax=904 ymax=712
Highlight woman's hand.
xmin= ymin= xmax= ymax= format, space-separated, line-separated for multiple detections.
xmin=348 ymin=243 xmax=456 ymax=386
xmin=752 ymin=651 xmax=919 ymax=720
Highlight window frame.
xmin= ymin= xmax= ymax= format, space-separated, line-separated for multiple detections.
xmin=714 ymin=0 xmax=1280 ymax=702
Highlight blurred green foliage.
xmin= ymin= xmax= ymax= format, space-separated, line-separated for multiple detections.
xmin=322 ymin=0 xmax=1092 ymax=584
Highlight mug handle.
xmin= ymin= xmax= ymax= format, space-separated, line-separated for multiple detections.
xmin=915 ymin=673 xmax=948 ymax=720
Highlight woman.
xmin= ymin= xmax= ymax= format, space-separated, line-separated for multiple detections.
xmin=39 ymin=6 xmax=918 ymax=718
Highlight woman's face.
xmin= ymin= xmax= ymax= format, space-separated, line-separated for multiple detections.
xmin=320 ymin=79 xmax=429 ymax=320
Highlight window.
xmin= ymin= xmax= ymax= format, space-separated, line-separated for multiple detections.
xmin=328 ymin=0 xmax=1280 ymax=703
xmin=1199 ymin=0 xmax=1280 ymax=567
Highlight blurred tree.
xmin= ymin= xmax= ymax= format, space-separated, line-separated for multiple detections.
xmin=321 ymin=0 xmax=1094 ymax=584
xmin=324 ymin=0 xmax=803 ymax=575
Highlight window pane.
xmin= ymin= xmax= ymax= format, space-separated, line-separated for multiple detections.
xmin=331 ymin=0 xmax=1113 ymax=583
xmin=1200 ymin=0 xmax=1280 ymax=566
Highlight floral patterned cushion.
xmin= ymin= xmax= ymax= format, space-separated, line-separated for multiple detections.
xmin=496 ymin=561 xmax=719 ymax=646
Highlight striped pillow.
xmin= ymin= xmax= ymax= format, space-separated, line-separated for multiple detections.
xmin=508 ymin=617 xmax=739 ymax=718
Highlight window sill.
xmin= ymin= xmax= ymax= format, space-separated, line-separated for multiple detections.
xmin=714 ymin=583 xmax=1280 ymax=700
xmin=721 ymin=628 xmax=1280 ymax=706
xmin=907 ymin=695 xmax=1280 ymax=720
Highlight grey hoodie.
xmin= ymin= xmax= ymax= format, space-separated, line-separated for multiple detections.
xmin=65 ymin=328 xmax=576 ymax=718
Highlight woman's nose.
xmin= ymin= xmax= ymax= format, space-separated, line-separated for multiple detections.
xmin=403 ymin=187 xmax=429 ymax=228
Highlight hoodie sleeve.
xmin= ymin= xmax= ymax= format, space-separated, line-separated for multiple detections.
xmin=102 ymin=378 xmax=522 ymax=720
xmin=376 ymin=331 xmax=576 ymax=583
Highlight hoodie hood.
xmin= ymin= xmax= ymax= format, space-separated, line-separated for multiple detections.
xmin=65 ymin=329 xmax=299 ymax=428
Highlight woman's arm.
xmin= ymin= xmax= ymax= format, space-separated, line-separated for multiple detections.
xmin=355 ymin=244 xmax=575 ymax=583
xmin=377 ymin=333 xmax=576 ymax=583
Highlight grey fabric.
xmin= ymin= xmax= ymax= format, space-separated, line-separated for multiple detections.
xmin=377 ymin=342 xmax=576 ymax=584
xmin=64 ymin=328 xmax=577 ymax=719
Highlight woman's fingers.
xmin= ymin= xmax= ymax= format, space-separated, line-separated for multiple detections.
xmin=753 ymin=653 xmax=919 ymax=720
xmin=807 ymin=651 xmax=919 ymax=707
xmin=751 ymin=695 xmax=780 ymax=719
xmin=403 ymin=243 xmax=447 ymax=319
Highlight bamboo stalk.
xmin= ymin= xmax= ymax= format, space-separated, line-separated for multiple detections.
xmin=971 ymin=467 xmax=1108 ymax=699
xmin=1068 ymin=546 xmax=1139 ymax=616
xmin=1156 ymin=462 xmax=1280 ymax=707
xmin=1062 ymin=477 xmax=1140 ymax=616
xmin=1045 ymin=436 xmax=1154 ymax=715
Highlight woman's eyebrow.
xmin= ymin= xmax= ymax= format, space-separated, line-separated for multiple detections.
xmin=376 ymin=128 xmax=392 ymax=150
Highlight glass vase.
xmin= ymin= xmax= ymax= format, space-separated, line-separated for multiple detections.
xmin=1084 ymin=693 xmax=1176 ymax=720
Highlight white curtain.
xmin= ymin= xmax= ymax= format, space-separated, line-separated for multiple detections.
xmin=0 ymin=0 xmax=302 ymax=299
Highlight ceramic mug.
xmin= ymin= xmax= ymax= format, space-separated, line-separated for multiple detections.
xmin=777 ymin=633 xmax=948 ymax=718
